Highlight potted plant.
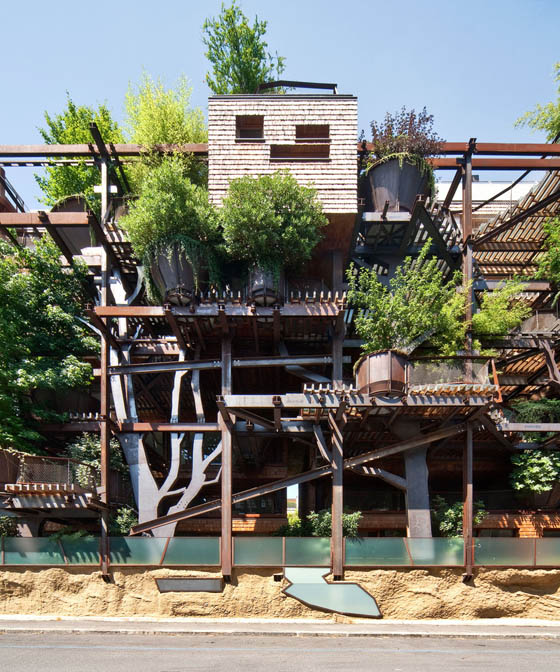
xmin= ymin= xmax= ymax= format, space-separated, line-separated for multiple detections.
xmin=347 ymin=242 xmax=464 ymax=396
xmin=366 ymin=107 xmax=443 ymax=213
xmin=221 ymin=171 xmax=327 ymax=305
xmin=348 ymin=242 xmax=531 ymax=396
xmin=118 ymin=156 xmax=220 ymax=304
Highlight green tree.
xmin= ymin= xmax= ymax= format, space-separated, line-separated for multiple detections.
xmin=202 ymin=2 xmax=285 ymax=94
xmin=118 ymin=156 xmax=221 ymax=299
xmin=124 ymin=73 xmax=208 ymax=189
xmin=66 ymin=433 xmax=128 ymax=487
xmin=274 ymin=510 xmax=362 ymax=538
xmin=347 ymin=242 xmax=530 ymax=357
xmin=0 ymin=238 xmax=96 ymax=451
xmin=431 ymin=496 xmax=486 ymax=537
xmin=35 ymin=95 xmax=123 ymax=219
xmin=221 ymin=171 xmax=327 ymax=278
xmin=516 ymin=63 xmax=560 ymax=140
xmin=509 ymin=400 xmax=560 ymax=493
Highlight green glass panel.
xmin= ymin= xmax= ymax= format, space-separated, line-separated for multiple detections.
xmin=234 ymin=537 xmax=283 ymax=566
xmin=285 ymin=537 xmax=330 ymax=566
xmin=536 ymin=539 xmax=560 ymax=566
xmin=284 ymin=568 xmax=381 ymax=618
xmin=163 ymin=537 xmax=220 ymax=566
xmin=61 ymin=538 xmax=100 ymax=565
xmin=408 ymin=538 xmax=464 ymax=566
xmin=474 ymin=538 xmax=535 ymax=566
xmin=109 ymin=537 xmax=167 ymax=565
xmin=4 ymin=537 xmax=65 ymax=565
xmin=344 ymin=538 xmax=410 ymax=566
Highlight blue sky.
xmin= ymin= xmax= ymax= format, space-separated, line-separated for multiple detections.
xmin=2 ymin=0 xmax=559 ymax=208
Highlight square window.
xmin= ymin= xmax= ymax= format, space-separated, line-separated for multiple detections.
xmin=236 ymin=115 xmax=264 ymax=140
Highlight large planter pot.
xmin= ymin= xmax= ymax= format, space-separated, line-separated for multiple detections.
xmin=151 ymin=244 xmax=196 ymax=306
xmin=368 ymin=158 xmax=429 ymax=213
xmin=248 ymin=267 xmax=284 ymax=306
xmin=355 ymin=351 xmax=408 ymax=397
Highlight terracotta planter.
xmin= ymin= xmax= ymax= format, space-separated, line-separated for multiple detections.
xmin=151 ymin=244 xmax=196 ymax=306
xmin=368 ymin=158 xmax=429 ymax=213
xmin=355 ymin=351 xmax=408 ymax=397
xmin=248 ymin=267 xmax=284 ymax=306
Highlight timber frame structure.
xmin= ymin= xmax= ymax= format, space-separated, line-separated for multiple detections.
xmin=2 ymin=87 xmax=560 ymax=581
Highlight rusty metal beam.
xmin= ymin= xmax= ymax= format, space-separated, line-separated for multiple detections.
xmin=0 ymin=143 xmax=209 ymax=157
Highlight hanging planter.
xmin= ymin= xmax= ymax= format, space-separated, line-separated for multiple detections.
xmin=368 ymin=157 xmax=430 ymax=213
xmin=248 ymin=267 xmax=284 ymax=306
xmin=150 ymin=242 xmax=196 ymax=306
xmin=354 ymin=350 xmax=408 ymax=397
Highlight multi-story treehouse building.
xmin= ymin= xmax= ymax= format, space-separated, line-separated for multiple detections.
xmin=1 ymin=84 xmax=560 ymax=586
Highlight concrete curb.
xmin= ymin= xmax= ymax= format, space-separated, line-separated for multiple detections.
xmin=2 ymin=617 xmax=560 ymax=639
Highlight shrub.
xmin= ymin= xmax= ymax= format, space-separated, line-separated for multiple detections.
xmin=274 ymin=510 xmax=362 ymax=538
xmin=431 ymin=496 xmax=486 ymax=537
xmin=221 ymin=172 xmax=327 ymax=279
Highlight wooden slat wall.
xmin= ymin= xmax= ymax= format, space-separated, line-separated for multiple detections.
xmin=208 ymin=96 xmax=358 ymax=214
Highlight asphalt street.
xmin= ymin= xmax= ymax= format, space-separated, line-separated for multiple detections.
xmin=0 ymin=632 xmax=559 ymax=672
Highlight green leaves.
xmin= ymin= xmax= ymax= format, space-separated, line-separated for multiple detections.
xmin=202 ymin=2 xmax=285 ymax=94
xmin=35 ymin=95 xmax=123 ymax=219
xmin=347 ymin=242 xmax=465 ymax=355
xmin=0 ymin=238 xmax=95 ymax=451
xmin=221 ymin=171 xmax=327 ymax=275
xmin=432 ymin=496 xmax=486 ymax=537
xmin=274 ymin=510 xmax=362 ymax=538
xmin=510 ymin=451 xmax=560 ymax=494
xmin=515 ymin=62 xmax=560 ymax=140
xmin=347 ymin=242 xmax=530 ymax=356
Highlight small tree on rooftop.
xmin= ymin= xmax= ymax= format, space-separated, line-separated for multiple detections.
xmin=202 ymin=1 xmax=286 ymax=94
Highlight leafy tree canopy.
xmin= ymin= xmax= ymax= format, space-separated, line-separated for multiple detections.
xmin=202 ymin=1 xmax=285 ymax=94
xmin=0 ymin=238 xmax=96 ymax=452
xmin=118 ymin=156 xmax=220 ymax=297
xmin=124 ymin=72 xmax=208 ymax=189
xmin=221 ymin=171 xmax=327 ymax=276
xmin=35 ymin=95 xmax=123 ymax=219
xmin=431 ymin=496 xmax=486 ymax=537
xmin=347 ymin=242 xmax=531 ymax=356
xmin=516 ymin=62 xmax=560 ymax=140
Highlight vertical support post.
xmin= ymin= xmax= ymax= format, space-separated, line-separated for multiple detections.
xmin=329 ymin=413 xmax=344 ymax=579
xmin=463 ymin=423 xmax=473 ymax=578
xmin=331 ymin=251 xmax=344 ymax=387
xmin=462 ymin=146 xmax=474 ymax=382
xmin=221 ymin=337 xmax=232 ymax=579
xmin=99 ymin=158 xmax=111 ymax=576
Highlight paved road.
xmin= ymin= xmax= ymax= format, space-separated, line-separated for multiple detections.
xmin=0 ymin=632 xmax=559 ymax=672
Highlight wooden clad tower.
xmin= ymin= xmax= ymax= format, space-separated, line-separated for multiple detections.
xmin=208 ymin=92 xmax=358 ymax=259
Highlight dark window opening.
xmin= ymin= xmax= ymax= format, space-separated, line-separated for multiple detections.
xmin=236 ymin=115 xmax=264 ymax=140
xmin=295 ymin=124 xmax=330 ymax=142
xmin=270 ymin=143 xmax=330 ymax=161
xmin=542 ymin=529 xmax=560 ymax=537
xmin=476 ymin=528 xmax=518 ymax=537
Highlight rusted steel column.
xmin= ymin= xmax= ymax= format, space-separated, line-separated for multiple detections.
xmin=221 ymin=337 xmax=232 ymax=578
xmin=99 ymin=159 xmax=111 ymax=575
xmin=463 ymin=423 xmax=474 ymax=577
xmin=462 ymin=149 xmax=474 ymax=382
xmin=329 ymin=413 xmax=344 ymax=579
